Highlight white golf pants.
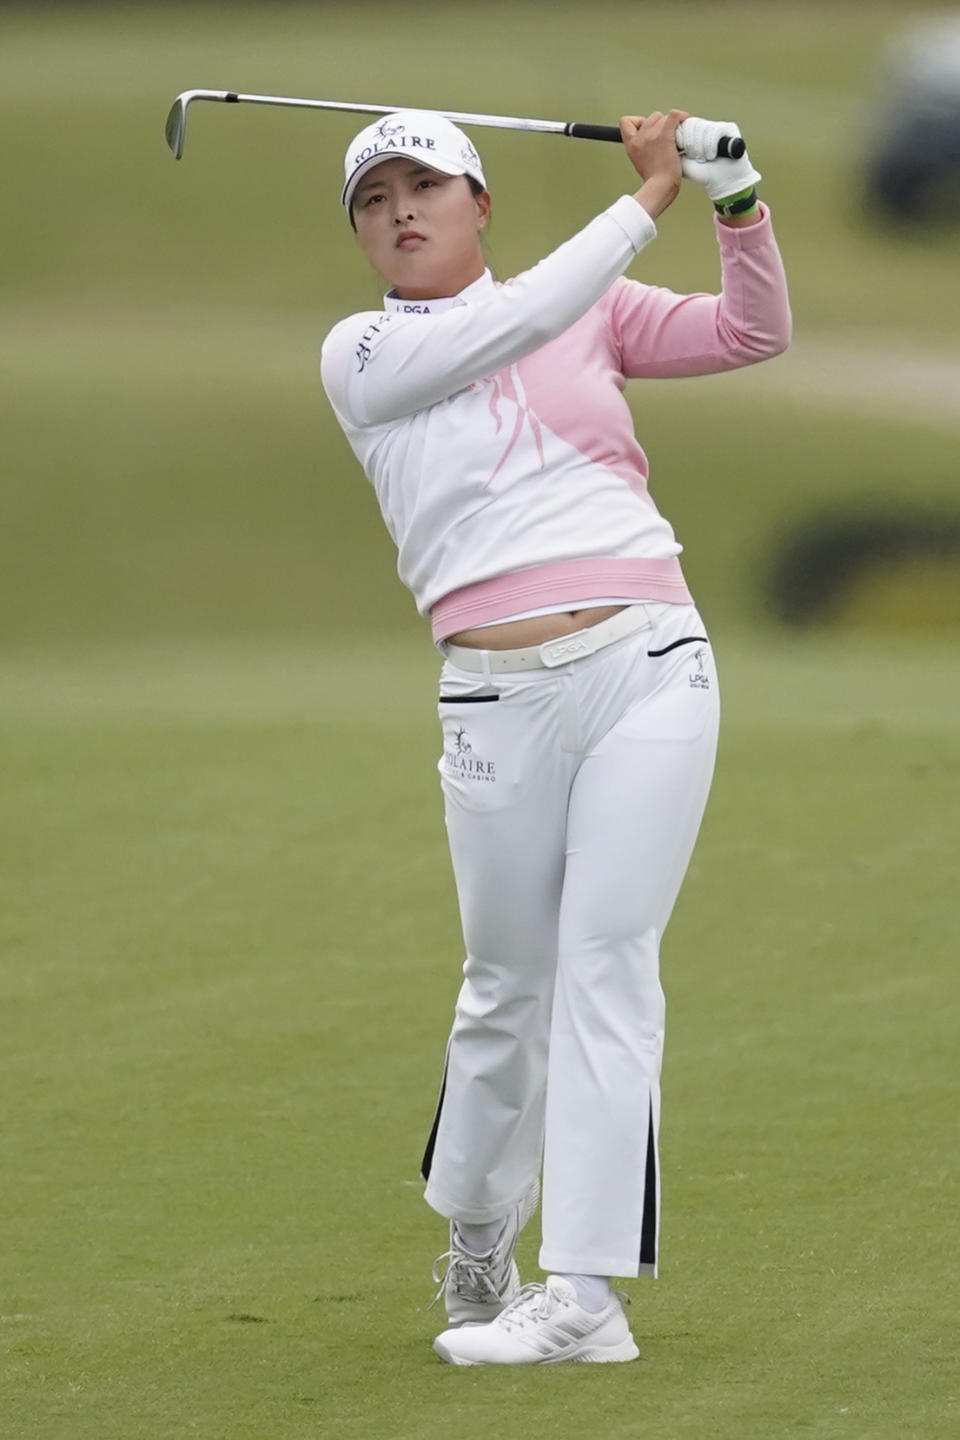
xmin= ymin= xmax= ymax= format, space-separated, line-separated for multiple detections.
xmin=421 ymin=602 xmax=720 ymax=1277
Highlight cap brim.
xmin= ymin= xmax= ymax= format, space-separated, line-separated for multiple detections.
xmin=342 ymin=154 xmax=472 ymax=210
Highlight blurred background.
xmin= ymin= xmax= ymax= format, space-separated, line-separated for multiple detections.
xmin=3 ymin=6 xmax=959 ymax=1435
xmin=2 ymin=0 xmax=958 ymax=652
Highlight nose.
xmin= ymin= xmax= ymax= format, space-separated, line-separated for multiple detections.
xmin=392 ymin=208 xmax=416 ymax=225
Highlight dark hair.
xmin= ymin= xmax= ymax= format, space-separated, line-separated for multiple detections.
xmin=349 ymin=173 xmax=488 ymax=232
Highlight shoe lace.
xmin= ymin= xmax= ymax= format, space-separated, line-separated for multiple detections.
xmin=428 ymin=1249 xmax=502 ymax=1312
xmin=496 ymin=1281 xmax=633 ymax=1332
xmin=496 ymin=1282 xmax=556 ymax=1331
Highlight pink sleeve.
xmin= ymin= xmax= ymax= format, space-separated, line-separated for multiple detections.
xmin=607 ymin=205 xmax=792 ymax=379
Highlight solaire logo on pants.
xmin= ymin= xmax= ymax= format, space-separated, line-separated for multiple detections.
xmin=444 ymin=726 xmax=497 ymax=783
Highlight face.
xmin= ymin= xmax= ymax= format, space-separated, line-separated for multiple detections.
xmin=351 ymin=158 xmax=490 ymax=300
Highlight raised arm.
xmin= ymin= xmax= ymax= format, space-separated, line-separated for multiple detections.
xmin=321 ymin=111 xmax=695 ymax=428
xmin=321 ymin=199 xmax=656 ymax=428
xmin=607 ymin=114 xmax=792 ymax=377
xmin=606 ymin=206 xmax=791 ymax=379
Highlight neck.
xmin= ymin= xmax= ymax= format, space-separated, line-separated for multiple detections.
xmin=392 ymin=256 xmax=486 ymax=302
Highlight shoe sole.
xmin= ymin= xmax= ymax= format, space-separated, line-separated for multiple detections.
xmin=433 ymin=1334 xmax=640 ymax=1366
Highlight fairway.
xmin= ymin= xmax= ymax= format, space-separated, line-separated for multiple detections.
xmin=2 ymin=636 xmax=957 ymax=1438
xmin=3 ymin=0 xmax=960 ymax=1433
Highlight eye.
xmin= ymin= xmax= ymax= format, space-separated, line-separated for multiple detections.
xmin=415 ymin=178 xmax=437 ymax=191
xmin=362 ymin=192 xmax=385 ymax=207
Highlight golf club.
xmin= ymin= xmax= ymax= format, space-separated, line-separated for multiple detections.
xmin=164 ymin=89 xmax=746 ymax=161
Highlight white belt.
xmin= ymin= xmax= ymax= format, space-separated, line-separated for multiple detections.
xmin=442 ymin=604 xmax=656 ymax=674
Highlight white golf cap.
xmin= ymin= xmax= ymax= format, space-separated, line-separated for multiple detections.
xmin=341 ymin=109 xmax=487 ymax=212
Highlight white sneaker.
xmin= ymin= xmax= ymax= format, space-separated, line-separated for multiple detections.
xmin=433 ymin=1275 xmax=639 ymax=1366
xmin=430 ymin=1179 xmax=540 ymax=1327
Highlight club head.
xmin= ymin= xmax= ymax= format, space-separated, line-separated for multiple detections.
xmin=165 ymin=95 xmax=187 ymax=158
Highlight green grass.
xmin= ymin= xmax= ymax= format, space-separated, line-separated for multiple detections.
xmin=1 ymin=3 xmax=958 ymax=1433
xmin=1 ymin=635 xmax=958 ymax=1438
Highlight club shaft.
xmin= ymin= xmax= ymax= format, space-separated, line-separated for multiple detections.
xmin=166 ymin=90 xmax=745 ymax=160
xmin=188 ymin=89 xmax=570 ymax=137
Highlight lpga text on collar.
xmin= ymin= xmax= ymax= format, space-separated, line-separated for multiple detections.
xmin=353 ymin=134 xmax=438 ymax=164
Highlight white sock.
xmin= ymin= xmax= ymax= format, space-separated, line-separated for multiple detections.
xmin=455 ymin=1218 xmax=504 ymax=1254
xmin=558 ymin=1273 xmax=612 ymax=1312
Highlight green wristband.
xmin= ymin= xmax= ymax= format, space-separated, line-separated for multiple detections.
xmin=714 ymin=186 xmax=759 ymax=217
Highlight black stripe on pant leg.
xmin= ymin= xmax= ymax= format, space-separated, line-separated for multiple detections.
xmin=420 ymin=1054 xmax=449 ymax=1181
xmin=639 ymin=1100 xmax=658 ymax=1269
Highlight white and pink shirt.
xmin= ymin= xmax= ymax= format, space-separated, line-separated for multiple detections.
xmin=320 ymin=194 xmax=791 ymax=643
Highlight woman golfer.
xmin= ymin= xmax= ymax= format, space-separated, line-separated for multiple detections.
xmin=321 ymin=107 xmax=790 ymax=1365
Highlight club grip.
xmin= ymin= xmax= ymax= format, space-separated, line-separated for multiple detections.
xmin=716 ymin=136 xmax=746 ymax=159
xmin=565 ymin=121 xmax=746 ymax=159
xmin=565 ymin=123 xmax=623 ymax=143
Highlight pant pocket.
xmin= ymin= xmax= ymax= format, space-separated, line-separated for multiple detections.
xmin=622 ymin=638 xmax=720 ymax=744
xmin=437 ymin=667 xmax=561 ymax=812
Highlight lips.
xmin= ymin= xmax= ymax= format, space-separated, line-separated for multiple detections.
xmin=396 ymin=230 xmax=426 ymax=250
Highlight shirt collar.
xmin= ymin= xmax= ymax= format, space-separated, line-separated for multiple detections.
xmin=383 ymin=268 xmax=495 ymax=315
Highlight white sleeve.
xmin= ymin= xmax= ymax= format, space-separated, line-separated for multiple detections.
xmin=320 ymin=195 xmax=657 ymax=428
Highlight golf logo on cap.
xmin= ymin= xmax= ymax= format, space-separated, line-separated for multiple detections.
xmin=352 ymin=130 xmax=438 ymax=165
xmin=342 ymin=110 xmax=487 ymax=211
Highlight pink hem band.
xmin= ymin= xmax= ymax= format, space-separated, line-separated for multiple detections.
xmin=430 ymin=557 xmax=693 ymax=642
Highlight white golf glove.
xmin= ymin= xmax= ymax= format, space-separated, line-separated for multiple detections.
xmin=677 ymin=117 xmax=761 ymax=202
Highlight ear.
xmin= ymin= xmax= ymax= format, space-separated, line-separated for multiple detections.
xmin=475 ymin=189 xmax=492 ymax=231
